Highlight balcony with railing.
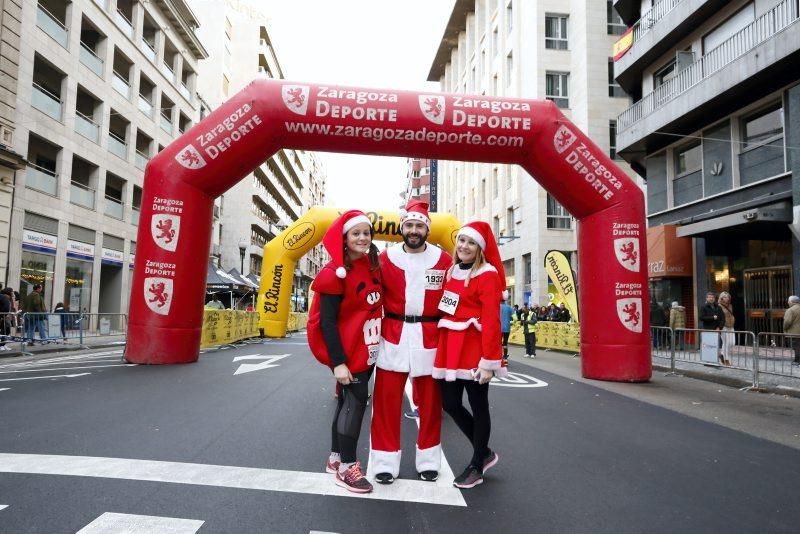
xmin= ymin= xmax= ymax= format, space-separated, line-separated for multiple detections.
xmin=161 ymin=62 xmax=175 ymax=82
xmin=179 ymin=83 xmax=191 ymax=101
xmin=617 ymin=0 xmax=800 ymax=150
xmin=138 ymin=95 xmax=153 ymax=118
xmin=26 ymin=164 xmax=58 ymax=196
xmin=112 ymin=71 xmax=130 ymax=99
xmin=142 ymin=39 xmax=156 ymax=62
xmin=105 ymin=196 xmax=124 ymax=220
xmin=37 ymin=4 xmax=68 ymax=48
xmin=70 ymin=181 xmax=96 ymax=210
xmin=131 ymin=207 xmax=140 ymax=225
xmin=115 ymin=10 xmax=133 ymax=38
xmin=79 ymin=42 xmax=104 ymax=77
xmin=614 ymin=0 xmax=731 ymax=90
xmin=31 ymin=82 xmax=62 ymax=121
xmin=160 ymin=112 xmax=173 ymax=134
xmin=108 ymin=132 xmax=128 ymax=160
xmin=75 ymin=112 xmax=99 ymax=143
xmin=135 ymin=150 xmax=149 ymax=171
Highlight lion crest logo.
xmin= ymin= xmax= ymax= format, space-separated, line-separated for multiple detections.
xmin=617 ymin=298 xmax=642 ymax=333
xmin=614 ymin=238 xmax=640 ymax=272
xmin=282 ymin=85 xmax=310 ymax=115
xmin=151 ymin=215 xmax=180 ymax=253
xmin=174 ymin=144 xmax=206 ymax=170
xmin=553 ymin=125 xmax=578 ymax=154
xmin=144 ymin=277 xmax=173 ymax=315
xmin=419 ymin=95 xmax=445 ymax=125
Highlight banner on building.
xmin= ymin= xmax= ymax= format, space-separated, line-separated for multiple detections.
xmin=612 ymin=27 xmax=634 ymax=61
xmin=429 ymin=159 xmax=438 ymax=212
xmin=544 ymin=250 xmax=579 ymax=323
xmin=22 ymin=229 xmax=57 ymax=255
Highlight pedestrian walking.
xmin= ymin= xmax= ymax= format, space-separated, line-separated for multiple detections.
xmin=521 ymin=306 xmax=537 ymax=358
xmin=718 ymin=292 xmax=734 ymax=366
xmin=306 ymin=210 xmax=382 ymax=494
xmin=433 ymin=221 xmax=506 ymax=489
xmin=369 ymin=200 xmax=452 ymax=485
xmin=500 ymin=297 xmax=514 ymax=366
xmin=783 ymin=295 xmax=800 ymax=366
xmin=23 ymin=284 xmax=47 ymax=345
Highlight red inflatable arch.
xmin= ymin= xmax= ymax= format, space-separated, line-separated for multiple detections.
xmin=127 ymin=80 xmax=651 ymax=382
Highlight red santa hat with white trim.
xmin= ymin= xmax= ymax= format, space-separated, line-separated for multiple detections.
xmin=457 ymin=221 xmax=508 ymax=300
xmin=322 ymin=209 xmax=372 ymax=279
xmin=399 ymin=199 xmax=431 ymax=229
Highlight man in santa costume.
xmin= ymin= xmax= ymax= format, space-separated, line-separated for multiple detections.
xmin=369 ymin=200 xmax=452 ymax=484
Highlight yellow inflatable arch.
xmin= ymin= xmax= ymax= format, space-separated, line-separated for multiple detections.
xmin=256 ymin=206 xmax=461 ymax=337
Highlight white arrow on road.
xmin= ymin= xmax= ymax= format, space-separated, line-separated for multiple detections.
xmin=233 ymin=354 xmax=290 ymax=375
xmin=0 ymin=373 xmax=91 ymax=382
xmin=0 ymin=388 xmax=8 ymax=393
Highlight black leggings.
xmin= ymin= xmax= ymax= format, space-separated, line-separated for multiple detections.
xmin=331 ymin=369 xmax=372 ymax=463
xmin=439 ymin=378 xmax=491 ymax=471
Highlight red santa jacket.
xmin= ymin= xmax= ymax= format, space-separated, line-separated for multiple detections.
xmin=307 ymin=256 xmax=383 ymax=374
xmin=433 ymin=263 xmax=506 ymax=381
xmin=378 ymin=244 xmax=452 ymax=377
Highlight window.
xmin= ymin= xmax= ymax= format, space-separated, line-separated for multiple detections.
xmin=547 ymin=194 xmax=572 ymax=229
xmin=493 ymin=167 xmax=499 ymax=198
xmin=609 ymin=120 xmax=618 ymax=160
xmin=481 ymin=178 xmax=487 ymax=207
xmin=506 ymin=2 xmax=513 ymax=34
xmin=492 ymin=27 xmax=499 ymax=57
xmin=505 ymin=52 xmax=513 ymax=87
xmin=523 ymin=253 xmax=531 ymax=285
xmin=503 ymin=259 xmax=515 ymax=278
xmin=493 ymin=215 xmax=501 ymax=236
xmin=653 ymin=60 xmax=676 ymax=88
xmin=608 ymin=59 xmax=625 ymax=97
xmin=545 ymin=72 xmax=569 ymax=108
xmin=506 ymin=208 xmax=515 ymax=236
xmin=607 ymin=1 xmax=626 ymax=35
xmin=742 ymin=103 xmax=783 ymax=149
xmin=702 ymin=3 xmax=754 ymax=54
xmin=676 ymin=143 xmax=702 ymax=176
xmin=545 ymin=14 xmax=568 ymax=49
xmin=222 ymin=75 xmax=229 ymax=97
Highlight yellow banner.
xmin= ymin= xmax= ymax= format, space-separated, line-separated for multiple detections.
xmin=544 ymin=250 xmax=579 ymax=323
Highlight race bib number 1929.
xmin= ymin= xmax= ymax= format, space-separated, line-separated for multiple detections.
xmin=438 ymin=290 xmax=460 ymax=315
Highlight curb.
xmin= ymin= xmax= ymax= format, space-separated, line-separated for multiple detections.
xmin=652 ymin=363 xmax=800 ymax=399
xmin=0 ymin=342 xmax=126 ymax=361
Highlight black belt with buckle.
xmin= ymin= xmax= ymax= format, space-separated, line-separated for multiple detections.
xmin=385 ymin=312 xmax=439 ymax=323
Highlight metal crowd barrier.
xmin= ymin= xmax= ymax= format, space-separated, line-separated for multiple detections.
xmin=650 ymin=326 xmax=797 ymax=389
xmin=0 ymin=312 xmax=127 ymax=353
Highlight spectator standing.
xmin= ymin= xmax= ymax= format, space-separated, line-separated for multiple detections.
xmin=718 ymin=292 xmax=735 ymax=366
xmin=783 ymin=296 xmax=800 ymax=366
xmin=0 ymin=288 xmax=12 ymax=351
xmin=53 ymin=302 xmax=68 ymax=341
xmin=699 ymin=292 xmax=725 ymax=364
xmin=521 ymin=307 xmax=537 ymax=358
xmin=668 ymin=301 xmax=686 ymax=350
xmin=649 ymin=300 xmax=667 ymax=348
xmin=500 ymin=299 xmax=514 ymax=366
xmin=206 ymin=294 xmax=224 ymax=310
xmin=23 ymin=284 xmax=47 ymax=345
xmin=557 ymin=303 xmax=571 ymax=323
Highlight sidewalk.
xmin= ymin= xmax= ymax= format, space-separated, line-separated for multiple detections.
xmin=0 ymin=335 xmax=127 ymax=361
xmin=505 ymin=345 xmax=800 ymax=451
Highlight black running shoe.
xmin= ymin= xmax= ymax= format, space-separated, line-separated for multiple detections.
xmin=375 ymin=472 xmax=395 ymax=485
xmin=453 ymin=465 xmax=483 ymax=489
xmin=418 ymin=470 xmax=439 ymax=482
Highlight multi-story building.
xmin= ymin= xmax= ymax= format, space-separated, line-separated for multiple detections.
xmin=401 ymin=158 xmax=437 ymax=210
xmin=301 ymin=152 xmax=328 ymax=294
xmin=428 ymin=0 xmax=638 ymax=306
xmin=613 ymin=0 xmax=799 ymax=333
xmin=190 ymin=1 xmax=324 ymax=306
xmin=0 ymin=0 xmax=27 ymax=287
xmin=7 ymin=0 xmax=206 ymax=314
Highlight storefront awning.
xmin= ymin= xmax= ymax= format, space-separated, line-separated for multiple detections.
xmin=647 ymin=225 xmax=692 ymax=278
xmin=227 ymin=268 xmax=258 ymax=289
xmin=676 ymin=201 xmax=792 ymax=237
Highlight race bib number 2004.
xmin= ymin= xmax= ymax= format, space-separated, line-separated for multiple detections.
xmin=438 ymin=290 xmax=460 ymax=315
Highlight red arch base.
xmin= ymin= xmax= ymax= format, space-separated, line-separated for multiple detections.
xmin=126 ymin=80 xmax=651 ymax=382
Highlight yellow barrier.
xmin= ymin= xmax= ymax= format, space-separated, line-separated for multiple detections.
xmin=287 ymin=312 xmax=308 ymax=333
xmin=508 ymin=321 xmax=580 ymax=352
xmin=200 ymin=310 xmax=260 ymax=349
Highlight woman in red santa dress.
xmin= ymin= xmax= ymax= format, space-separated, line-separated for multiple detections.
xmin=306 ymin=210 xmax=383 ymax=494
xmin=433 ymin=221 xmax=507 ymax=489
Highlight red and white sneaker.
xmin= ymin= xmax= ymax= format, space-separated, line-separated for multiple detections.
xmin=325 ymin=456 xmax=340 ymax=474
xmin=335 ymin=461 xmax=373 ymax=494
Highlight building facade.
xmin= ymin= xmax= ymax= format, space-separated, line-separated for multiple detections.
xmin=7 ymin=0 xmax=206 ymax=314
xmin=429 ymin=0 xmax=639 ymax=307
xmin=401 ymin=158 xmax=437 ymax=210
xmin=190 ymin=0 xmax=326 ymax=310
xmin=0 ymin=0 xmax=27 ymax=288
xmin=613 ymin=0 xmax=799 ymax=333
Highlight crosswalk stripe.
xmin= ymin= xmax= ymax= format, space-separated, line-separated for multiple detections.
xmin=77 ymin=512 xmax=204 ymax=533
xmin=0 ymin=453 xmax=466 ymax=507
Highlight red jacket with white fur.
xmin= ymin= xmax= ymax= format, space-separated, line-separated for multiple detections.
xmin=378 ymin=244 xmax=452 ymax=377
xmin=433 ymin=263 xmax=506 ymax=381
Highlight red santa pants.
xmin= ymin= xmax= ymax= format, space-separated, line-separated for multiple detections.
xmin=370 ymin=368 xmax=442 ymax=476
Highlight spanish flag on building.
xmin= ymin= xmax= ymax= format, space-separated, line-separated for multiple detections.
xmin=612 ymin=27 xmax=634 ymax=61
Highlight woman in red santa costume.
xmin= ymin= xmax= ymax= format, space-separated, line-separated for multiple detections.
xmin=306 ymin=210 xmax=383 ymax=494
xmin=369 ymin=200 xmax=452 ymax=485
xmin=434 ymin=221 xmax=507 ymax=489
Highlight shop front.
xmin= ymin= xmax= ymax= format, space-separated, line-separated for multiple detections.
xmin=20 ymin=229 xmax=57 ymax=310
xmin=647 ymin=224 xmax=694 ymax=335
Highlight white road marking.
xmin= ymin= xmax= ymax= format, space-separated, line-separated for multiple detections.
xmin=233 ymin=354 xmax=290 ymax=375
xmin=0 ymin=373 xmax=91 ymax=382
xmin=0 ymin=453 xmax=466 ymax=507
xmin=0 ymin=388 xmax=9 ymax=393
xmin=491 ymin=372 xmax=548 ymax=388
xmin=405 ymin=380 xmax=459 ymax=486
xmin=77 ymin=512 xmax=203 ymax=533
xmin=0 ymin=351 xmax=124 ymax=369
xmin=0 ymin=364 xmax=136 ymax=375
xmin=0 ymin=504 xmax=7 ymax=511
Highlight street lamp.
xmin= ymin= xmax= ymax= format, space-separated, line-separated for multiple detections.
xmin=238 ymin=241 xmax=247 ymax=274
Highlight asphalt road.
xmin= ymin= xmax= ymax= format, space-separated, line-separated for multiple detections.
xmin=1 ymin=337 xmax=798 ymax=533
